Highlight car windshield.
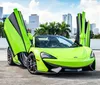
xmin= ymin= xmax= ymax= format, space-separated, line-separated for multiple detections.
xmin=35 ymin=35 xmax=74 ymax=48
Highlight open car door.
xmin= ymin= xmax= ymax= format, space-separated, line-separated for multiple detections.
xmin=4 ymin=8 xmax=32 ymax=66
xmin=75 ymin=12 xmax=90 ymax=47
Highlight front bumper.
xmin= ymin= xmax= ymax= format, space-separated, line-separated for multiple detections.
xmin=43 ymin=59 xmax=95 ymax=73
xmin=43 ymin=58 xmax=95 ymax=68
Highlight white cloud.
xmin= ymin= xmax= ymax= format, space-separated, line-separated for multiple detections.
xmin=29 ymin=0 xmax=39 ymax=14
xmin=28 ymin=0 xmax=62 ymax=23
xmin=0 ymin=2 xmax=30 ymax=21
xmin=1 ymin=0 xmax=100 ymax=31
xmin=0 ymin=0 xmax=62 ymax=23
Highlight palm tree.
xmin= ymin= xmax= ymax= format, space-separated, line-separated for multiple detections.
xmin=39 ymin=22 xmax=49 ymax=34
xmin=56 ymin=22 xmax=61 ymax=35
xmin=59 ymin=22 xmax=71 ymax=38
xmin=34 ymin=22 xmax=71 ymax=38
xmin=34 ymin=22 xmax=49 ymax=36
xmin=49 ymin=22 xmax=57 ymax=35
xmin=0 ymin=22 xmax=4 ymax=38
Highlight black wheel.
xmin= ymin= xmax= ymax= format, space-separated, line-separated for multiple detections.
xmin=7 ymin=47 xmax=15 ymax=65
xmin=27 ymin=53 xmax=38 ymax=74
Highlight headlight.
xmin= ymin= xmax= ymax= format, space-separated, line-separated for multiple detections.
xmin=41 ymin=52 xmax=56 ymax=59
xmin=90 ymin=51 xmax=95 ymax=58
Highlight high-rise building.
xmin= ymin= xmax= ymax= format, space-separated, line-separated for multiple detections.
xmin=66 ymin=14 xmax=72 ymax=33
xmin=28 ymin=14 xmax=39 ymax=34
xmin=0 ymin=7 xmax=3 ymax=22
xmin=62 ymin=14 xmax=67 ymax=22
xmin=0 ymin=7 xmax=3 ymax=18
xmin=62 ymin=13 xmax=72 ymax=34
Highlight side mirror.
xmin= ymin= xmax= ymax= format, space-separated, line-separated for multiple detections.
xmin=28 ymin=33 xmax=33 ymax=40
xmin=28 ymin=33 xmax=35 ymax=47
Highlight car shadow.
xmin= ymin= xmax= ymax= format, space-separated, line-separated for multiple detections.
xmin=42 ymin=71 xmax=100 ymax=79
xmin=6 ymin=64 xmax=100 ymax=79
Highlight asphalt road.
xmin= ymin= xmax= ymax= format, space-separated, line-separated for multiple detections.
xmin=0 ymin=49 xmax=100 ymax=85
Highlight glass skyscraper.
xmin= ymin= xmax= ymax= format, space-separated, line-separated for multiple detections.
xmin=0 ymin=7 xmax=3 ymax=22
xmin=0 ymin=7 xmax=3 ymax=19
xmin=28 ymin=14 xmax=39 ymax=34
xmin=63 ymin=13 xmax=72 ymax=34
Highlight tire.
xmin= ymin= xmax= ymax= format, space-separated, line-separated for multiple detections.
xmin=7 ymin=47 xmax=15 ymax=65
xmin=27 ymin=53 xmax=38 ymax=74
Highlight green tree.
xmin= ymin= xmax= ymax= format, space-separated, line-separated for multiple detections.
xmin=34 ymin=22 xmax=71 ymax=38
xmin=58 ymin=22 xmax=71 ymax=38
xmin=0 ymin=22 xmax=5 ymax=38
xmin=90 ymin=30 xmax=94 ymax=39
xmin=39 ymin=22 xmax=49 ymax=34
xmin=93 ymin=34 xmax=100 ymax=39
xmin=48 ymin=22 xmax=57 ymax=35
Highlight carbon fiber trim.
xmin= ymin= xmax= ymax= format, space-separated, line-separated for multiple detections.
xmin=9 ymin=12 xmax=21 ymax=36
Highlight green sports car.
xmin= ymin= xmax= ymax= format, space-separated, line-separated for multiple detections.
xmin=7 ymin=35 xmax=95 ymax=74
xmin=4 ymin=8 xmax=96 ymax=74
xmin=28 ymin=35 xmax=95 ymax=74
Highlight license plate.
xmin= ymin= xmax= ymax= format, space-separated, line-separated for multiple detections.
xmin=65 ymin=68 xmax=82 ymax=72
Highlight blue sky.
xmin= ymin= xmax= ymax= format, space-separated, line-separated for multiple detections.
xmin=0 ymin=0 xmax=100 ymax=30
xmin=0 ymin=0 xmax=80 ymax=12
xmin=0 ymin=0 xmax=31 ymax=6
xmin=0 ymin=0 xmax=80 ymax=6
xmin=0 ymin=0 xmax=81 ymax=24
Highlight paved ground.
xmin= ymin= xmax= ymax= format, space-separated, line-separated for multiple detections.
xmin=0 ymin=49 xmax=100 ymax=85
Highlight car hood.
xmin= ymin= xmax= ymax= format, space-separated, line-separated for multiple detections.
xmin=35 ymin=46 xmax=92 ymax=60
